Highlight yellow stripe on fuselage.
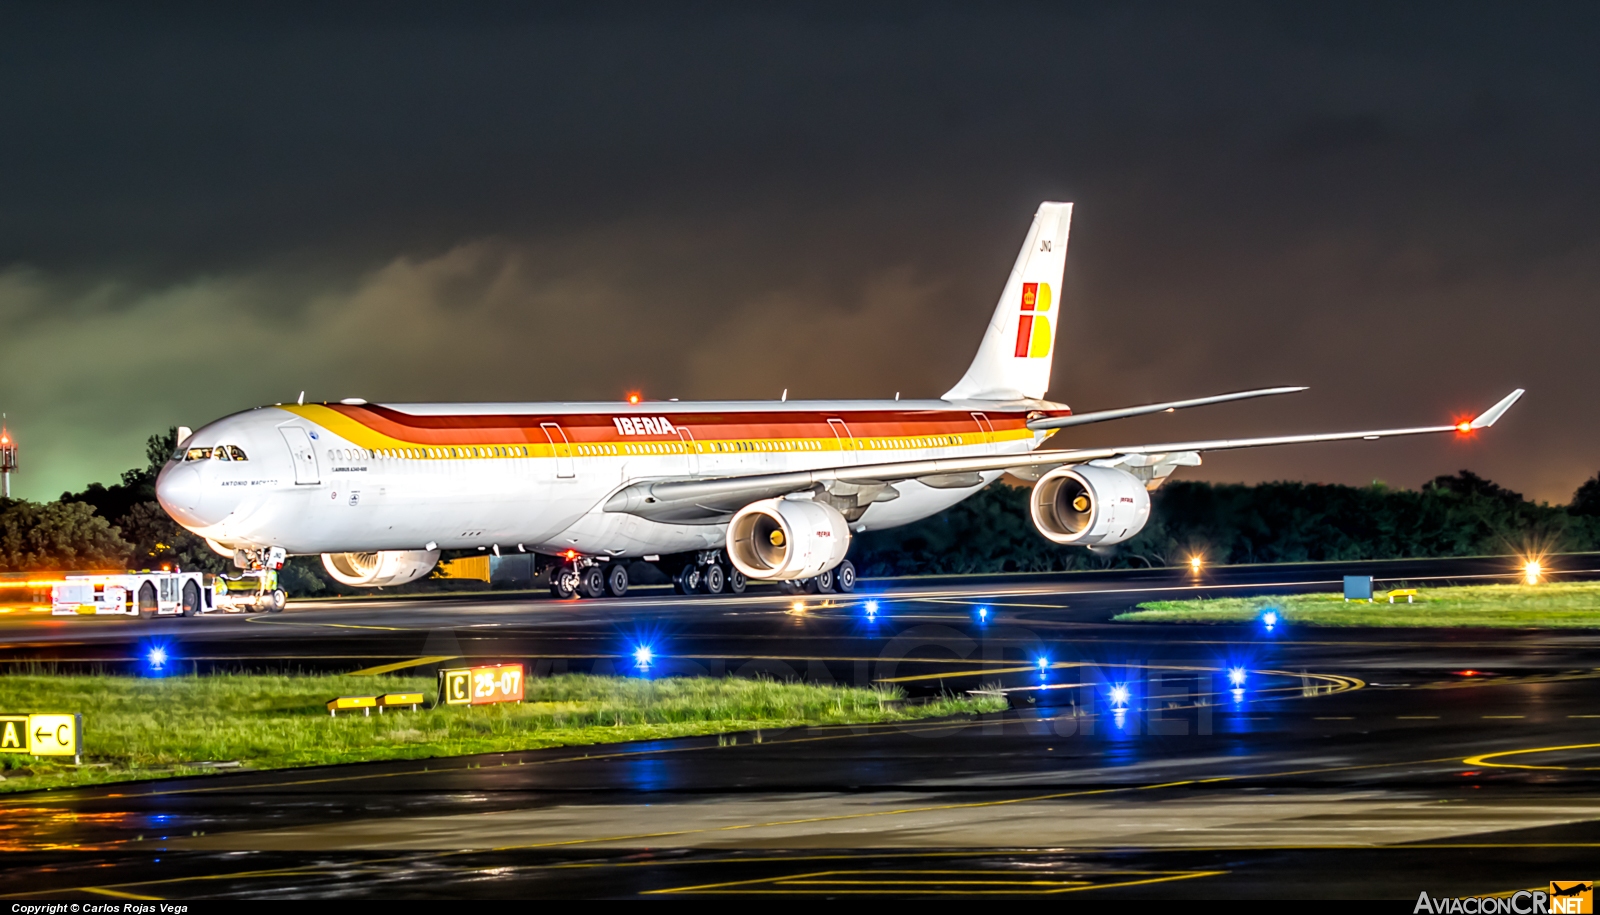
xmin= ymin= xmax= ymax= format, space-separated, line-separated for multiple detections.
xmin=277 ymin=404 xmax=1037 ymax=461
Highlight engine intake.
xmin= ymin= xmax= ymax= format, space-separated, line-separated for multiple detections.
xmin=1030 ymin=465 xmax=1151 ymax=546
xmin=726 ymin=497 xmax=850 ymax=581
xmin=321 ymin=549 xmax=441 ymax=587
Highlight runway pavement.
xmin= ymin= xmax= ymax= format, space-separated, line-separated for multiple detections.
xmin=4 ymin=556 xmax=1600 ymax=899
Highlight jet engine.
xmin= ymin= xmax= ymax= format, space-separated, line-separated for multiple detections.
xmin=321 ymin=549 xmax=441 ymax=587
xmin=1030 ymin=465 xmax=1151 ymax=546
xmin=726 ymin=497 xmax=850 ymax=581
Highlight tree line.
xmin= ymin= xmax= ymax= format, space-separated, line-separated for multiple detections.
xmin=0 ymin=429 xmax=330 ymax=594
xmin=853 ymin=470 xmax=1600 ymax=575
xmin=0 ymin=427 xmax=1594 ymax=591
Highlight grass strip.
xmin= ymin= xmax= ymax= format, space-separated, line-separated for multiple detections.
xmin=0 ymin=672 xmax=1004 ymax=793
xmin=1115 ymin=581 xmax=1600 ymax=628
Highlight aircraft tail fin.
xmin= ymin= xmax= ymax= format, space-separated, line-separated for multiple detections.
xmin=943 ymin=202 xmax=1072 ymax=402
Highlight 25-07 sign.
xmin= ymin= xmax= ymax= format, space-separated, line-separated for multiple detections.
xmin=440 ymin=664 xmax=524 ymax=706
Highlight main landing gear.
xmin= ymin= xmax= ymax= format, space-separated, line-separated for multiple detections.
xmin=776 ymin=559 xmax=857 ymax=595
xmin=673 ymin=550 xmax=748 ymax=596
xmin=549 ymin=552 xmax=855 ymax=599
xmin=677 ymin=552 xmax=854 ymax=596
xmin=550 ymin=556 xmax=630 ymax=600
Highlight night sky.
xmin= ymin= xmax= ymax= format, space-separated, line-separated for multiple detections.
xmin=0 ymin=4 xmax=1591 ymax=502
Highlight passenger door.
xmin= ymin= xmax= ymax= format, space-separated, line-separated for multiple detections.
xmin=970 ymin=412 xmax=996 ymax=455
xmin=677 ymin=428 xmax=701 ymax=476
xmin=279 ymin=426 xmax=320 ymax=484
xmin=827 ymin=419 xmax=858 ymax=466
xmin=540 ymin=423 xmax=576 ymax=479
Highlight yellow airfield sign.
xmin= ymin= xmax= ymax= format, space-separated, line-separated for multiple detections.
xmin=0 ymin=713 xmax=82 ymax=758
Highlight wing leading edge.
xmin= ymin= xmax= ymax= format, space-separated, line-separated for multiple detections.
xmin=602 ymin=389 xmax=1524 ymax=523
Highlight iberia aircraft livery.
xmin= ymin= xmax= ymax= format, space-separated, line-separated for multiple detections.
xmin=156 ymin=202 xmax=1524 ymax=599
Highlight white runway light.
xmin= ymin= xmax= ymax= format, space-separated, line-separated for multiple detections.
xmin=1523 ymin=560 xmax=1542 ymax=585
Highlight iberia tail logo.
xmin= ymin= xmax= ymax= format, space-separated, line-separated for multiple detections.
xmin=1012 ymin=281 xmax=1053 ymax=358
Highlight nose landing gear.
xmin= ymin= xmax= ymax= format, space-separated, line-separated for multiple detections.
xmin=215 ymin=547 xmax=289 ymax=612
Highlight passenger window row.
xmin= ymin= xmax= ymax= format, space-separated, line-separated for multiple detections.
xmin=708 ymin=439 xmax=823 ymax=453
xmin=621 ymin=442 xmax=689 ymax=455
xmin=865 ymin=435 xmax=962 ymax=449
xmin=327 ymin=445 xmax=533 ymax=461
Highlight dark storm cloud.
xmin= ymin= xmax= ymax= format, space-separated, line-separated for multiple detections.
xmin=1 ymin=3 xmax=1597 ymax=501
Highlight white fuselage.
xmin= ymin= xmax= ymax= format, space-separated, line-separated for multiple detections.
xmin=156 ymin=398 xmax=1059 ymax=558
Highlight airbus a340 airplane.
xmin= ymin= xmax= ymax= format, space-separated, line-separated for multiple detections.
xmin=156 ymin=202 xmax=1523 ymax=602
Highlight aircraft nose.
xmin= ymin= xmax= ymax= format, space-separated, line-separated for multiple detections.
xmin=156 ymin=463 xmax=233 ymax=527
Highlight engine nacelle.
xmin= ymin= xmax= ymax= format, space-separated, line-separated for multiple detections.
xmin=727 ymin=497 xmax=851 ymax=581
xmin=1030 ymin=465 xmax=1151 ymax=546
xmin=321 ymin=549 xmax=441 ymax=587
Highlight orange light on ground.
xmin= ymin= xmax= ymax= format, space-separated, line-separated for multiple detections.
xmin=1523 ymin=560 xmax=1542 ymax=585
xmin=1188 ymin=556 xmax=1203 ymax=573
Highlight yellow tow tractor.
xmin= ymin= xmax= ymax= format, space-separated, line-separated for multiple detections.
xmin=209 ymin=547 xmax=288 ymax=613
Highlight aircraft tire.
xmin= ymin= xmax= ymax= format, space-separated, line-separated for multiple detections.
xmin=606 ymin=563 xmax=629 ymax=598
xmin=836 ymin=560 xmax=856 ymax=593
xmin=727 ymin=567 xmax=747 ymax=594
xmin=814 ymin=568 xmax=836 ymax=593
xmin=580 ymin=566 xmax=606 ymax=599
xmin=268 ymin=589 xmax=287 ymax=612
xmin=674 ymin=565 xmax=701 ymax=595
xmin=702 ymin=563 xmax=725 ymax=594
xmin=550 ymin=566 xmax=578 ymax=599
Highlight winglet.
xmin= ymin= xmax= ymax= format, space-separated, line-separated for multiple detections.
xmin=1470 ymin=389 xmax=1525 ymax=429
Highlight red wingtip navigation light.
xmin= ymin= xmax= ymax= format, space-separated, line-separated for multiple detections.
xmin=1456 ymin=421 xmax=1472 ymax=434
xmin=627 ymin=392 xmax=641 ymax=405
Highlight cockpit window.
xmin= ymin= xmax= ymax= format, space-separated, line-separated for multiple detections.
xmin=227 ymin=445 xmax=248 ymax=461
xmin=213 ymin=446 xmax=231 ymax=462
xmin=184 ymin=447 xmax=213 ymax=462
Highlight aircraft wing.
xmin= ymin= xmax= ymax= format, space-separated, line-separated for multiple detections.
xmin=603 ymin=389 xmax=1524 ymax=523
xmin=1026 ymin=385 xmax=1308 ymax=430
